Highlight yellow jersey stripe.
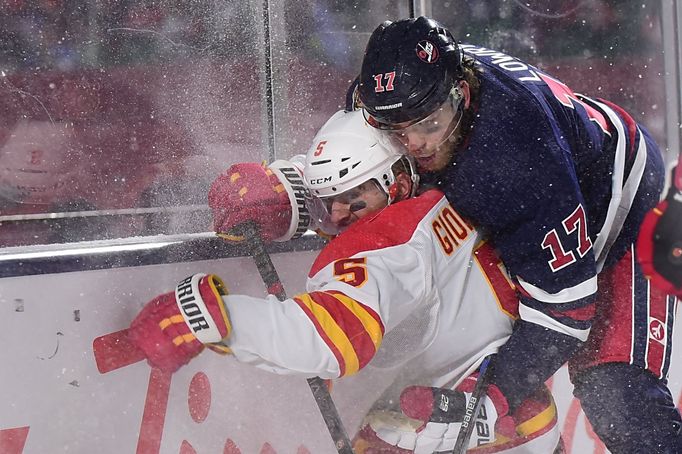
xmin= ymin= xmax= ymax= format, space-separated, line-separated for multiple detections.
xmin=330 ymin=292 xmax=383 ymax=350
xmin=516 ymin=399 xmax=557 ymax=437
xmin=296 ymin=293 xmax=360 ymax=375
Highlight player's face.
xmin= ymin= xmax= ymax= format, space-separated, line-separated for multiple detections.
xmin=370 ymin=88 xmax=465 ymax=173
xmin=324 ymin=180 xmax=388 ymax=231
xmin=392 ymin=101 xmax=458 ymax=172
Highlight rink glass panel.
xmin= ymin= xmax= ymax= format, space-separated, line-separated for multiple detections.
xmin=0 ymin=1 xmax=671 ymax=247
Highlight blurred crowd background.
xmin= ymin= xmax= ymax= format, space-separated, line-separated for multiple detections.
xmin=0 ymin=0 xmax=667 ymax=247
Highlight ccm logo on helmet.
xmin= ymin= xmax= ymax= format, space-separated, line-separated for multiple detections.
xmin=310 ymin=176 xmax=332 ymax=185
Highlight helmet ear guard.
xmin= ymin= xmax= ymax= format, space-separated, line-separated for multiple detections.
xmin=401 ymin=155 xmax=420 ymax=199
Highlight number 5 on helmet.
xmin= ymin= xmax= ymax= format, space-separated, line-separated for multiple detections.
xmin=127 ymin=273 xmax=233 ymax=373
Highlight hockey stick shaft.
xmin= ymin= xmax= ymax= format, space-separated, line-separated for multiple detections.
xmin=451 ymin=354 xmax=494 ymax=454
xmin=240 ymin=221 xmax=355 ymax=454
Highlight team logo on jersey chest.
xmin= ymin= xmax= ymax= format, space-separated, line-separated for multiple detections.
xmin=416 ymin=40 xmax=439 ymax=63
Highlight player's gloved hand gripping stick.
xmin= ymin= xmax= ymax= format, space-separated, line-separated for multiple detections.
xmin=93 ymin=268 xmax=230 ymax=375
xmin=449 ymin=355 xmax=495 ymax=454
xmin=354 ymin=355 xmax=507 ymax=453
xmin=638 ymin=161 xmax=682 ymax=296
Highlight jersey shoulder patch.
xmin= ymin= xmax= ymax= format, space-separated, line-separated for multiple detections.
xmin=309 ymin=190 xmax=445 ymax=276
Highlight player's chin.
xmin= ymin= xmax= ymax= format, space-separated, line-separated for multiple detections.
xmin=416 ymin=155 xmax=438 ymax=171
xmin=335 ymin=217 xmax=359 ymax=233
xmin=419 ymin=150 xmax=452 ymax=172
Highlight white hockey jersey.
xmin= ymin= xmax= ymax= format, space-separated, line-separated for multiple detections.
xmin=222 ymin=189 xmax=519 ymax=389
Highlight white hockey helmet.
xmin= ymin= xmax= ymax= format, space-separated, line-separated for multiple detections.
xmin=305 ymin=110 xmax=404 ymax=198
xmin=304 ymin=109 xmax=417 ymax=233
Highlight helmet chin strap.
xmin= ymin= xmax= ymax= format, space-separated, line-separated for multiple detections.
xmin=419 ymin=86 xmax=466 ymax=158
xmin=440 ymin=100 xmax=468 ymax=169
xmin=444 ymin=92 xmax=466 ymax=143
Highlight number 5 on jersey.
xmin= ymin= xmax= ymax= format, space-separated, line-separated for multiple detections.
xmin=334 ymin=258 xmax=368 ymax=287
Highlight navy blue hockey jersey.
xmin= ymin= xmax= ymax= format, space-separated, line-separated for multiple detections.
xmin=421 ymin=43 xmax=662 ymax=343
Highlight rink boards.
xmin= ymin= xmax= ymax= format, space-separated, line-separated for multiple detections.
xmin=0 ymin=249 xmax=680 ymax=454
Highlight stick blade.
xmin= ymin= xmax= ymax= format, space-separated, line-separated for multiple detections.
xmin=93 ymin=329 xmax=146 ymax=374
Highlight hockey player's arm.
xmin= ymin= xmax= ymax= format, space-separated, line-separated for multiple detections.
xmin=222 ymin=288 xmax=384 ymax=378
xmin=125 ymin=239 xmax=424 ymax=377
xmin=489 ymin=243 xmax=597 ymax=409
xmin=223 ymin=232 xmax=428 ymax=378
xmin=126 ymin=269 xmax=387 ymax=377
xmin=487 ymin=199 xmax=599 ymax=409
xmin=489 ymin=230 xmax=598 ymax=409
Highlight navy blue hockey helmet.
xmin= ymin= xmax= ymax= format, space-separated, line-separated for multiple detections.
xmin=359 ymin=17 xmax=464 ymax=127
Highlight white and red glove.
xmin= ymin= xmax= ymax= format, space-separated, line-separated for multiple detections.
xmin=637 ymin=164 xmax=682 ymax=296
xmin=353 ymin=375 xmax=514 ymax=454
xmin=208 ymin=160 xmax=310 ymax=242
xmin=128 ymin=273 xmax=232 ymax=373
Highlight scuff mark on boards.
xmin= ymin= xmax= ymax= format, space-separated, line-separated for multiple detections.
xmin=38 ymin=332 xmax=64 ymax=360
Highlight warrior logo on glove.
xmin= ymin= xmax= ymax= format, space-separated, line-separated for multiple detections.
xmin=269 ymin=162 xmax=311 ymax=240
xmin=175 ymin=274 xmax=230 ymax=343
xmin=128 ymin=273 xmax=233 ymax=373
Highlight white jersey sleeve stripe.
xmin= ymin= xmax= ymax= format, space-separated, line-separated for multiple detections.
xmin=517 ymin=274 xmax=597 ymax=303
xmin=519 ymin=303 xmax=591 ymax=341
xmin=590 ymin=100 xmax=647 ymax=271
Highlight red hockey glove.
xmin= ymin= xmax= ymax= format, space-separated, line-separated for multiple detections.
xmin=128 ymin=273 xmax=232 ymax=373
xmin=355 ymin=375 xmax=513 ymax=454
xmin=637 ymin=165 xmax=682 ymax=296
xmin=208 ymin=160 xmax=310 ymax=242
